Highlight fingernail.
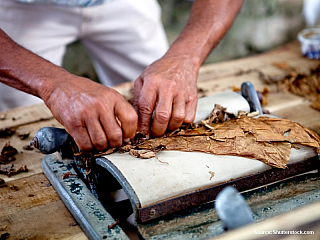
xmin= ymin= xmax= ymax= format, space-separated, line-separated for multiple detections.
xmin=124 ymin=138 xmax=130 ymax=143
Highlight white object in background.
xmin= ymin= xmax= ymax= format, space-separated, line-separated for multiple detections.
xmin=303 ymin=0 xmax=320 ymax=27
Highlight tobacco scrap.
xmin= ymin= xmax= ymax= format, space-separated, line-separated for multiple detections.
xmin=108 ymin=219 xmax=120 ymax=229
xmin=0 ymin=232 xmax=10 ymax=240
xmin=0 ymin=178 xmax=6 ymax=188
xmin=0 ymin=127 xmax=16 ymax=138
xmin=197 ymin=87 xmax=208 ymax=98
xmin=209 ymin=171 xmax=215 ymax=180
xmin=18 ymin=132 xmax=30 ymax=140
xmin=0 ymin=165 xmax=28 ymax=177
xmin=61 ymin=171 xmax=76 ymax=179
xmin=129 ymin=149 xmax=156 ymax=159
xmin=0 ymin=142 xmax=18 ymax=164
xmin=23 ymin=145 xmax=33 ymax=151
xmin=204 ymin=104 xmax=235 ymax=124
xmin=260 ymin=62 xmax=320 ymax=111
xmin=10 ymin=185 xmax=18 ymax=191
xmin=311 ymin=95 xmax=320 ymax=111
xmin=118 ymin=144 xmax=134 ymax=153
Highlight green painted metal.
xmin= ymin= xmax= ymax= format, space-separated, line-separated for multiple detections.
xmin=42 ymin=154 xmax=129 ymax=240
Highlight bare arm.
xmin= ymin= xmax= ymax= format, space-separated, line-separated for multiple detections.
xmin=0 ymin=28 xmax=137 ymax=151
xmin=134 ymin=0 xmax=244 ymax=137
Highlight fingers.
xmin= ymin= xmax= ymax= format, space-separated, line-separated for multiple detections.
xmin=133 ymin=78 xmax=142 ymax=113
xmin=94 ymin=97 xmax=137 ymax=150
xmin=184 ymin=94 xmax=198 ymax=124
xmin=135 ymin=81 xmax=198 ymax=137
xmin=114 ymin=100 xmax=138 ymax=140
xmin=46 ymin=77 xmax=138 ymax=152
xmin=151 ymin=94 xmax=197 ymax=136
xmin=68 ymin=125 xmax=93 ymax=152
xmin=64 ymin=95 xmax=137 ymax=151
xmin=151 ymin=93 xmax=173 ymax=137
xmin=168 ymin=95 xmax=186 ymax=131
xmin=135 ymin=80 xmax=157 ymax=137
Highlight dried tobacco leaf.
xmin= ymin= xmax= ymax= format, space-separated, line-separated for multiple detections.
xmin=135 ymin=116 xmax=320 ymax=169
xmin=260 ymin=62 xmax=320 ymax=104
xmin=0 ymin=164 xmax=28 ymax=177
xmin=129 ymin=149 xmax=156 ymax=159
xmin=0 ymin=142 xmax=18 ymax=164
xmin=311 ymin=95 xmax=320 ymax=111
xmin=23 ymin=145 xmax=33 ymax=151
xmin=88 ymin=104 xmax=320 ymax=169
xmin=0 ymin=178 xmax=6 ymax=188
xmin=0 ymin=127 xmax=16 ymax=138
xmin=18 ymin=132 xmax=30 ymax=140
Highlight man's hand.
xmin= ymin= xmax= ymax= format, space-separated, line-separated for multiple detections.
xmin=44 ymin=76 xmax=138 ymax=151
xmin=0 ymin=28 xmax=137 ymax=152
xmin=133 ymin=55 xmax=198 ymax=137
xmin=133 ymin=0 xmax=243 ymax=137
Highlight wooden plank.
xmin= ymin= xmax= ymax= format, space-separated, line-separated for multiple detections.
xmin=0 ymin=173 xmax=87 ymax=240
xmin=198 ymin=42 xmax=318 ymax=83
xmin=0 ymin=103 xmax=53 ymax=129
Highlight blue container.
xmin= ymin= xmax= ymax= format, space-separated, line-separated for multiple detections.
xmin=298 ymin=28 xmax=320 ymax=59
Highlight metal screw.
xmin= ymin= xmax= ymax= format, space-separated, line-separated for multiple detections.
xmin=149 ymin=209 xmax=156 ymax=217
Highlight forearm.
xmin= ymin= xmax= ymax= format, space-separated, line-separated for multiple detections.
xmin=166 ymin=0 xmax=244 ymax=68
xmin=0 ymin=28 xmax=70 ymax=101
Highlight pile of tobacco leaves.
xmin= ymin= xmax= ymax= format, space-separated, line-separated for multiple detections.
xmin=0 ymin=141 xmax=28 ymax=177
xmin=86 ymin=105 xmax=320 ymax=169
xmin=259 ymin=62 xmax=320 ymax=111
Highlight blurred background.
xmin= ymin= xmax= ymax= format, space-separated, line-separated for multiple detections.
xmin=62 ymin=0 xmax=309 ymax=83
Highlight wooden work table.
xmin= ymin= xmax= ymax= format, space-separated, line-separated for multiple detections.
xmin=0 ymin=41 xmax=320 ymax=239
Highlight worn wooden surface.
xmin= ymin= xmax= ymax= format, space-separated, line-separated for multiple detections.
xmin=0 ymin=41 xmax=319 ymax=239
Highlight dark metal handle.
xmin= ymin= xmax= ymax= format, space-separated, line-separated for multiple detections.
xmin=241 ymin=82 xmax=263 ymax=114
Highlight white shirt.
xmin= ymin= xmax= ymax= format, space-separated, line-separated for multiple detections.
xmin=14 ymin=0 xmax=105 ymax=7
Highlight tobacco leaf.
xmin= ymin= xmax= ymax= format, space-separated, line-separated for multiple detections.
xmin=18 ymin=132 xmax=30 ymax=140
xmin=311 ymin=95 xmax=320 ymax=111
xmin=129 ymin=149 xmax=156 ymax=159
xmin=0 ymin=164 xmax=28 ymax=177
xmin=90 ymin=104 xmax=320 ymax=169
xmin=260 ymin=62 xmax=320 ymax=104
xmin=0 ymin=127 xmax=16 ymax=138
xmin=135 ymin=116 xmax=320 ymax=169
xmin=0 ymin=142 xmax=18 ymax=164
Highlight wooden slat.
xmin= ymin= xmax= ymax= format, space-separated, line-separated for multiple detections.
xmin=198 ymin=42 xmax=318 ymax=83
xmin=0 ymin=103 xmax=53 ymax=129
